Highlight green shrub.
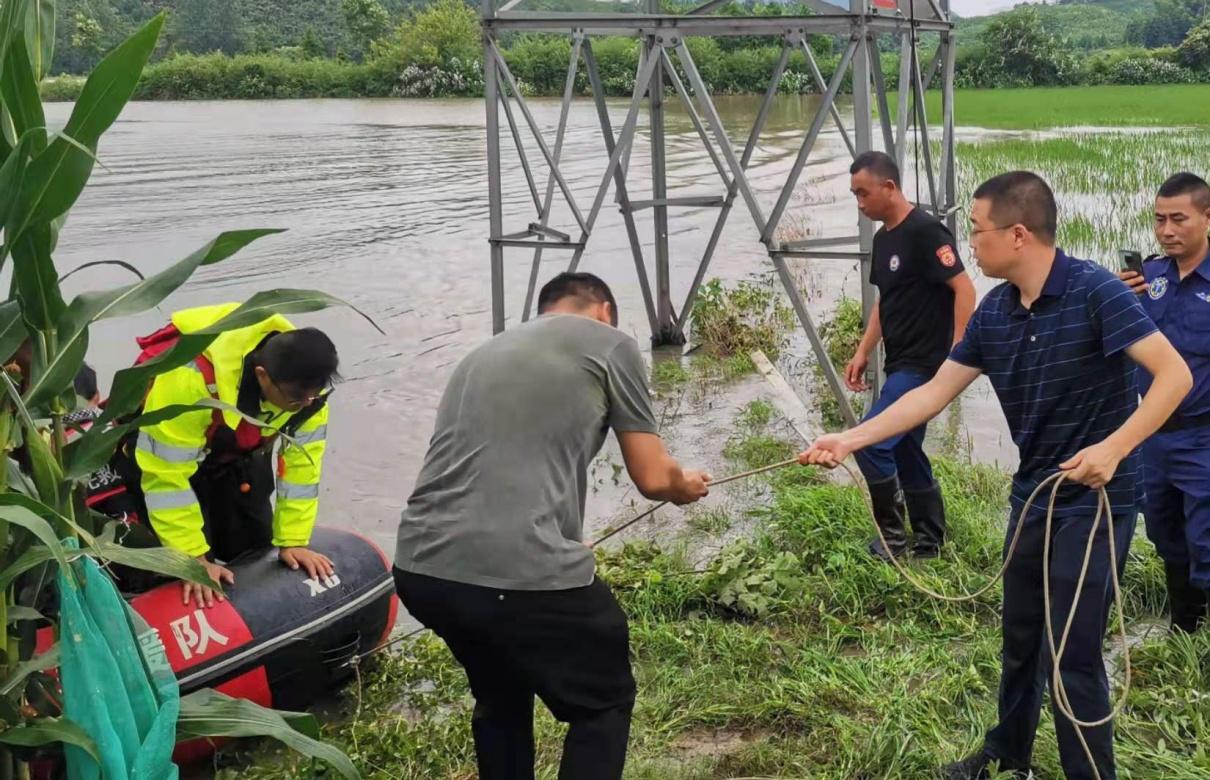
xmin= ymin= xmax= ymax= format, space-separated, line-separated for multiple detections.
xmin=589 ymin=36 xmax=640 ymax=96
xmin=1177 ymin=20 xmax=1210 ymax=72
xmin=393 ymin=58 xmax=484 ymax=97
xmin=503 ymin=36 xmax=574 ymax=95
xmin=1100 ymin=57 xmax=1198 ymax=85
xmin=371 ymin=0 xmax=481 ymax=70
xmin=40 ymin=74 xmax=85 ymax=101
xmin=132 ymin=52 xmax=381 ymax=99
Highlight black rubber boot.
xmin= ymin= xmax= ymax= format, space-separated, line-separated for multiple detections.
xmin=939 ymin=751 xmax=1032 ymax=780
xmin=1164 ymin=562 xmax=1209 ymax=634
xmin=867 ymin=475 xmax=909 ymax=562
xmin=939 ymin=751 xmax=991 ymax=780
xmin=906 ymin=482 xmax=947 ymax=559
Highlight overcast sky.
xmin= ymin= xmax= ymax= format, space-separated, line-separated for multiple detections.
xmin=946 ymin=0 xmax=1019 ymax=15
xmin=815 ymin=1 xmax=1025 ymax=17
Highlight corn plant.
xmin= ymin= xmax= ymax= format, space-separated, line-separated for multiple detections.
xmin=0 ymin=1 xmax=369 ymax=776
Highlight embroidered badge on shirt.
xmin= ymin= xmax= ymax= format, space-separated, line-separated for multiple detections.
xmin=889 ymin=255 xmax=900 ymax=272
xmin=1149 ymin=277 xmax=1169 ymax=300
xmin=937 ymin=245 xmax=957 ymax=267
xmin=1196 ymin=291 xmax=1210 ymax=303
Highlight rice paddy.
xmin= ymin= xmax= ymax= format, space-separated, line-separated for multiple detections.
xmin=953 ymin=130 xmax=1209 ymax=264
xmin=928 ymin=85 xmax=1210 ymax=131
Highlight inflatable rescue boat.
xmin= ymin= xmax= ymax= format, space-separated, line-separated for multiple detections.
xmin=31 ymin=526 xmax=397 ymax=771
xmin=130 ymin=526 xmax=397 ymax=710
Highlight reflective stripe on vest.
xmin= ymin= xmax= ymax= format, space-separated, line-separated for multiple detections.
xmin=291 ymin=425 xmax=327 ymax=446
xmin=137 ymin=432 xmax=204 ymax=464
xmin=277 ymin=481 xmax=319 ymax=501
xmin=144 ymin=489 xmax=199 ymax=512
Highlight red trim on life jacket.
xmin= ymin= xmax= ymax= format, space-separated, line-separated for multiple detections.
xmin=134 ymin=324 xmax=268 ymax=455
xmin=84 ymin=486 xmax=128 ymax=507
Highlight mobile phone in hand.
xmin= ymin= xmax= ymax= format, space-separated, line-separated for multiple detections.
xmin=1119 ymin=250 xmax=1144 ymax=276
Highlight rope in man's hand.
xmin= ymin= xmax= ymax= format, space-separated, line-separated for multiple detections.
xmin=589 ymin=456 xmax=801 ymax=547
xmin=345 ymin=457 xmax=802 ymax=670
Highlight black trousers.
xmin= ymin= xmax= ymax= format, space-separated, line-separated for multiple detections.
xmin=119 ymin=445 xmax=275 ymax=560
xmin=393 ymin=568 xmax=636 ymax=780
xmin=187 ymin=448 xmax=275 ymax=562
xmin=983 ymin=509 xmax=1136 ymax=780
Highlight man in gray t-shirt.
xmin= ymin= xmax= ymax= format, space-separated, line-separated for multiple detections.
xmin=394 ymin=272 xmax=709 ymax=780
xmin=396 ymin=303 xmax=659 ymax=590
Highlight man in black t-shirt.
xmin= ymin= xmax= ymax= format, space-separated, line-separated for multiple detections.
xmin=843 ymin=151 xmax=976 ymax=560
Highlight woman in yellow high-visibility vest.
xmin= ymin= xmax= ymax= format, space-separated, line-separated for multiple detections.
xmin=126 ymin=303 xmax=338 ymax=608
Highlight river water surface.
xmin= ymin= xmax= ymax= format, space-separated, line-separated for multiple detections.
xmin=45 ymin=96 xmax=1018 ymax=556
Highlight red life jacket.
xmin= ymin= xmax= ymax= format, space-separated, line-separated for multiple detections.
xmin=134 ymin=323 xmax=269 ymax=456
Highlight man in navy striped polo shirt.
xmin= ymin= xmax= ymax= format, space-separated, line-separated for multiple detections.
xmin=800 ymin=172 xmax=1191 ymax=780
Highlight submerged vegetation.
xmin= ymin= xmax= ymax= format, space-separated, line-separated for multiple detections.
xmin=689 ymin=278 xmax=794 ymax=380
xmin=955 ymin=129 xmax=1210 ymax=263
xmin=816 ymin=297 xmax=865 ymax=431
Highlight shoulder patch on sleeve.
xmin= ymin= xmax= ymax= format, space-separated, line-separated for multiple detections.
xmin=936 ymin=245 xmax=957 ymax=268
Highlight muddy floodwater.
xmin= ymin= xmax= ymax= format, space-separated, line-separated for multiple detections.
xmin=46 ymin=96 xmax=1019 ymax=558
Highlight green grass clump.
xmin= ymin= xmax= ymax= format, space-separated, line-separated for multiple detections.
xmin=723 ymin=399 xmax=797 ymax=471
xmin=737 ymin=399 xmax=774 ymax=431
xmin=722 ymin=434 xmax=796 ymax=471
xmin=650 ymin=359 xmax=690 ymax=396
xmin=692 ymin=352 xmax=760 ymax=383
xmin=690 ymin=279 xmax=793 ymax=378
xmin=685 ymin=507 xmax=733 ymax=536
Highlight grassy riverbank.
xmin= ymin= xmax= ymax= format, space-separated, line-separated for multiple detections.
xmin=219 ymin=279 xmax=1207 ymax=778
xmin=229 ymin=420 xmax=1206 ymax=778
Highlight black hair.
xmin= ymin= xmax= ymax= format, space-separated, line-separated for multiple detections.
xmin=536 ymin=272 xmax=618 ymax=326
xmin=850 ymin=150 xmax=901 ymax=188
xmin=255 ymin=328 xmax=339 ymax=390
xmin=973 ymin=171 xmax=1058 ymax=245
xmin=73 ymin=363 xmax=98 ymax=400
xmin=1158 ymin=172 xmax=1210 ymax=211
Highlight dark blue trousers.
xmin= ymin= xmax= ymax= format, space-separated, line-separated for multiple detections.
xmin=1142 ymin=428 xmax=1210 ymax=589
xmin=984 ymin=508 xmax=1136 ymax=780
xmin=854 ymin=370 xmax=935 ymax=489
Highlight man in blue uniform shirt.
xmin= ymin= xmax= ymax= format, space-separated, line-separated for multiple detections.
xmin=1121 ymin=172 xmax=1210 ymax=633
xmin=801 ymin=172 xmax=1191 ymax=780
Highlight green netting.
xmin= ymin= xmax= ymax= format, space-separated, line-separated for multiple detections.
xmin=57 ymin=539 xmax=180 ymax=780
